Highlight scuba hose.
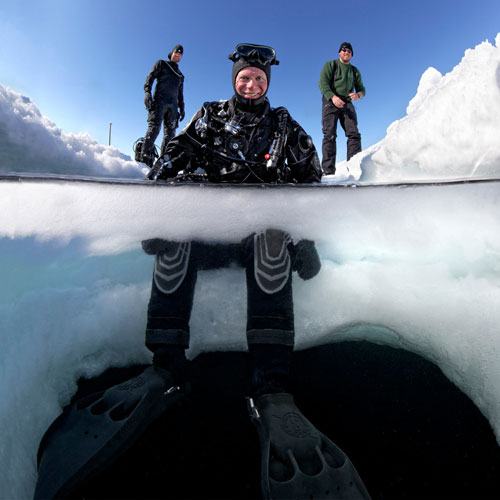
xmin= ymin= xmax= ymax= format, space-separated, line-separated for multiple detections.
xmin=148 ymin=105 xmax=292 ymax=183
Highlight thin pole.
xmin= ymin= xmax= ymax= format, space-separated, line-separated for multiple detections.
xmin=108 ymin=122 xmax=112 ymax=146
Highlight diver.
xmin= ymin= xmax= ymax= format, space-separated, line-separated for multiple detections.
xmin=34 ymin=44 xmax=370 ymax=500
xmin=138 ymin=44 xmax=185 ymax=167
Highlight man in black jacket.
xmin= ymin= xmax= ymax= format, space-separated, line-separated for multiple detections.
xmin=140 ymin=44 xmax=185 ymax=167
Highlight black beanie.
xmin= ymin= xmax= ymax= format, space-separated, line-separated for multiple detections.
xmin=339 ymin=42 xmax=353 ymax=55
xmin=168 ymin=44 xmax=184 ymax=60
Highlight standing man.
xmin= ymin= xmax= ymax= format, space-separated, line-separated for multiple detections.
xmin=318 ymin=42 xmax=365 ymax=175
xmin=140 ymin=44 xmax=185 ymax=167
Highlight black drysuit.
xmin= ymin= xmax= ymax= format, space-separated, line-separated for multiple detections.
xmin=142 ymin=59 xmax=185 ymax=161
xmin=144 ymin=96 xmax=322 ymax=394
xmin=161 ymin=96 xmax=321 ymax=183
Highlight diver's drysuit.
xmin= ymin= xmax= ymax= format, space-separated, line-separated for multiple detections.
xmin=141 ymin=53 xmax=185 ymax=165
xmin=145 ymin=94 xmax=322 ymax=396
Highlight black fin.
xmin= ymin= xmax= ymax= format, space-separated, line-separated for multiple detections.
xmin=34 ymin=365 xmax=183 ymax=499
xmin=248 ymin=392 xmax=371 ymax=500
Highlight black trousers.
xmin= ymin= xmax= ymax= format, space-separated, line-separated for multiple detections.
xmin=142 ymin=99 xmax=178 ymax=160
xmin=321 ymin=96 xmax=361 ymax=175
xmin=145 ymin=235 xmax=295 ymax=353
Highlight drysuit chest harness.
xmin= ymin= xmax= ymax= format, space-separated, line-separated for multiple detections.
xmin=194 ymin=100 xmax=290 ymax=183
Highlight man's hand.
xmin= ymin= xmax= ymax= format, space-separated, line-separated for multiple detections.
xmin=144 ymin=92 xmax=153 ymax=110
xmin=349 ymin=92 xmax=363 ymax=101
xmin=179 ymin=109 xmax=185 ymax=122
xmin=331 ymin=95 xmax=345 ymax=108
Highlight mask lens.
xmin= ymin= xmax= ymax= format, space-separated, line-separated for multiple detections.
xmin=235 ymin=43 xmax=277 ymax=64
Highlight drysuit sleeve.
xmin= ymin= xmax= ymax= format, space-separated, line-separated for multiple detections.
xmin=178 ymin=76 xmax=185 ymax=115
xmin=144 ymin=60 xmax=162 ymax=93
xmin=163 ymin=106 xmax=206 ymax=174
xmin=285 ymin=118 xmax=322 ymax=183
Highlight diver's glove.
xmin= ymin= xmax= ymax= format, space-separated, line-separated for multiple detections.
xmin=290 ymin=240 xmax=321 ymax=280
xmin=141 ymin=238 xmax=171 ymax=255
xmin=146 ymin=153 xmax=183 ymax=181
xmin=144 ymin=91 xmax=152 ymax=110
xmin=179 ymin=108 xmax=185 ymax=121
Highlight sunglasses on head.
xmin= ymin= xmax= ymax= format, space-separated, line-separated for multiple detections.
xmin=229 ymin=43 xmax=280 ymax=66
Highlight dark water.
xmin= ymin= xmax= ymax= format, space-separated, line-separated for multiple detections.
xmin=57 ymin=341 xmax=500 ymax=499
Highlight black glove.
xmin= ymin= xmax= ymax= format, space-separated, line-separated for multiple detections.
xmin=291 ymin=240 xmax=321 ymax=280
xmin=144 ymin=91 xmax=153 ymax=110
xmin=141 ymin=238 xmax=170 ymax=255
xmin=179 ymin=109 xmax=185 ymax=122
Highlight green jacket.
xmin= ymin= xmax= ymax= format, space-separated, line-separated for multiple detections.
xmin=318 ymin=59 xmax=366 ymax=102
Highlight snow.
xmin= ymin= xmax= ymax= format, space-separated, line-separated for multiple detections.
xmin=0 ymin=85 xmax=147 ymax=179
xmin=1 ymin=35 xmax=500 ymax=498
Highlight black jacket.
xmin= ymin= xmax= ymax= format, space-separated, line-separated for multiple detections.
xmin=163 ymin=97 xmax=322 ymax=184
xmin=144 ymin=60 xmax=184 ymax=113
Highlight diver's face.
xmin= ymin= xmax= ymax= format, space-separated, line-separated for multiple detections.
xmin=234 ymin=67 xmax=268 ymax=99
xmin=171 ymin=52 xmax=182 ymax=63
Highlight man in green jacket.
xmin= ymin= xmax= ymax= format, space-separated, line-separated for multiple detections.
xmin=318 ymin=42 xmax=366 ymax=175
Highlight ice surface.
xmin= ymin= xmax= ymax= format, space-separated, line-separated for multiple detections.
xmin=1 ymin=34 xmax=500 ymax=498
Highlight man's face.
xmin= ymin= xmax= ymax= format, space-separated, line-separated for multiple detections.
xmin=234 ymin=67 xmax=268 ymax=99
xmin=171 ymin=51 xmax=182 ymax=63
xmin=339 ymin=47 xmax=352 ymax=64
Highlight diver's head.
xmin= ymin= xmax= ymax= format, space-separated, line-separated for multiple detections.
xmin=169 ymin=44 xmax=184 ymax=63
xmin=229 ymin=43 xmax=279 ymax=107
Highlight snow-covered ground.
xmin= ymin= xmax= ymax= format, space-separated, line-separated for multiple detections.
xmin=1 ymin=35 xmax=500 ymax=499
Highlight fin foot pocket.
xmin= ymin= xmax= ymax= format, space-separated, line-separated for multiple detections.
xmin=248 ymin=392 xmax=371 ymax=500
xmin=34 ymin=365 xmax=183 ymax=499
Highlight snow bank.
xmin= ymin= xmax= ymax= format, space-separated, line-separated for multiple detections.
xmin=0 ymin=85 xmax=147 ymax=178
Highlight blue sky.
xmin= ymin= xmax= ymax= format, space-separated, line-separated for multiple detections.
xmin=1 ymin=0 xmax=499 ymax=163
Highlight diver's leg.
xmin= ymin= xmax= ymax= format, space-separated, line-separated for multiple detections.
xmin=244 ymin=229 xmax=371 ymax=500
xmin=243 ymin=229 xmax=295 ymax=396
xmin=145 ymin=241 xmax=197 ymax=384
xmin=159 ymin=104 xmax=178 ymax=157
xmin=141 ymin=100 xmax=167 ymax=167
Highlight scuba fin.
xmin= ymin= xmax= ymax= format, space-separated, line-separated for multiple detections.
xmin=34 ymin=365 xmax=183 ymax=500
xmin=133 ymin=137 xmax=160 ymax=168
xmin=248 ymin=393 xmax=371 ymax=500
